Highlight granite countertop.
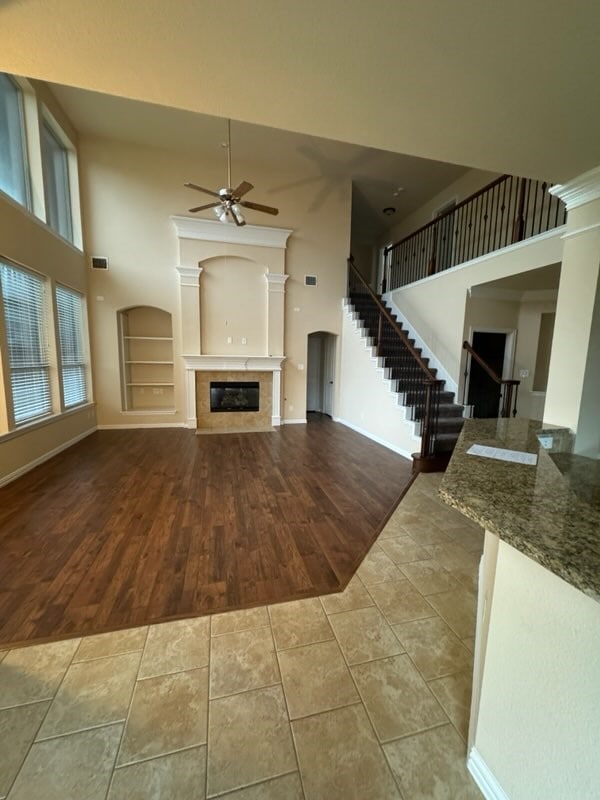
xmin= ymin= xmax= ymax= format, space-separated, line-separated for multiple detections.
xmin=440 ymin=417 xmax=600 ymax=602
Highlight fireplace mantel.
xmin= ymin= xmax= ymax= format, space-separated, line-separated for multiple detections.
xmin=183 ymin=354 xmax=285 ymax=428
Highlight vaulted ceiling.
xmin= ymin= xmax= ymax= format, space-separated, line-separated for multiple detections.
xmin=2 ymin=1 xmax=599 ymax=183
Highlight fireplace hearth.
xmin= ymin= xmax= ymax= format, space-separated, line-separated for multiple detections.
xmin=210 ymin=381 xmax=260 ymax=413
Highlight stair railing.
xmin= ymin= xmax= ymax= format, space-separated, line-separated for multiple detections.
xmin=384 ymin=175 xmax=567 ymax=292
xmin=462 ymin=340 xmax=520 ymax=418
xmin=348 ymin=257 xmax=443 ymax=459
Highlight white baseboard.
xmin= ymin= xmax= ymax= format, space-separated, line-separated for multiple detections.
xmin=333 ymin=417 xmax=414 ymax=460
xmin=271 ymin=415 xmax=281 ymax=426
xmin=0 ymin=427 xmax=97 ymax=488
xmin=97 ymin=423 xmax=186 ymax=430
xmin=281 ymin=418 xmax=307 ymax=425
xmin=468 ymin=748 xmax=510 ymax=800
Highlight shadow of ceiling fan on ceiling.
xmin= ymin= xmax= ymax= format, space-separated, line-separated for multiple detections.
xmin=269 ymin=144 xmax=387 ymax=213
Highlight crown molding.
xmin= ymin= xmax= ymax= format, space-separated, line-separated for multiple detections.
xmin=549 ymin=165 xmax=600 ymax=210
xmin=171 ymin=216 xmax=293 ymax=249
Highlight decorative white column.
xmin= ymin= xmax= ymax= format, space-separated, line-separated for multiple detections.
xmin=546 ymin=166 xmax=600 ymax=449
xmin=265 ymin=273 xmax=288 ymax=357
xmin=176 ymin=265 xmax=203 ymax=356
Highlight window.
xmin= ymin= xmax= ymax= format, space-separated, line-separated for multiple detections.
xmin=0 ymin=72 xmax=30 ymax=208
xmin=55 ymin=285 xmax=87 ymax=408
xmin=41 ymin=121 xmax=73 ymax=242
xmin=0 ymin=261 xmax=52 ymax=424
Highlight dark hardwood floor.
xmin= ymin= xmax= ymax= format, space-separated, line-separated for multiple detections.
xmin=0 ymin=416 xmax=413 ymax=647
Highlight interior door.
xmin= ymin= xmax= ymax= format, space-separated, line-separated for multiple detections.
xmin=306 ymin=334 xmax=323 ymax=412
xmin=322 ymin=334 xmax=335 ymax=417
xmin=467 ymin=331 xmax=507 ymax=417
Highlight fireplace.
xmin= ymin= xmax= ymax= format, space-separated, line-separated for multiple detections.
xmin=210 ymin=381 xmax=259 ymax=413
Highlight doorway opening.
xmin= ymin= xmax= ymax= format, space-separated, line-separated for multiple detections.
xmin=466 ymin=329 xmax=516 ymax=418
xmin=306 ymin=332 xmax=336 ymax=418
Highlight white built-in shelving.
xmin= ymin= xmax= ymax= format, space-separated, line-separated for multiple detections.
xmin=118 ymin=307 xmax=175 ymax=412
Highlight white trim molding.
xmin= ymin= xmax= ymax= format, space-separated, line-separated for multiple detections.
xmin=0 ymin=427 xmax=96 ymax=487
xmin=281 ymin=418 xmax=307 ymax=425
xmin=560 ymin=220 xmax=600 ymax=240
xmin=176 ymin=265 xmax=203 ymax=287
xmin=265 ymin=272 xmax=289 ymax=292
xmin=549 ymin=165 xmax=600 ymax=210
xmin=182 ymin=354 xmax=286 ymax=429
xmin=467 ymin=748 xmax=510 ymax=800
xmin=171 ymin=216 xmax=293 ymax=249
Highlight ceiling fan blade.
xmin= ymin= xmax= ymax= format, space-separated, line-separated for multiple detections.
xmin=184 ymin=182 xmax=221 ymax=198
xmin=232 ymin=181 xmax=254 ymax=198
xmin=230 ymin=206 xmax=246 ymax=227
xmin=188 ymin=202 xmax=221 ymax=213
xmin=240 ymin=200 xmax=279 ymax=216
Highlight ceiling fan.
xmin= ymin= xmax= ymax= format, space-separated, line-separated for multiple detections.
xmin=185 ymin=119 xmax=279 ymax=227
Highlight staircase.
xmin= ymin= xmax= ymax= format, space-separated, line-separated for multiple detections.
xmin=347 ymin=259 xmax=464 ymax=469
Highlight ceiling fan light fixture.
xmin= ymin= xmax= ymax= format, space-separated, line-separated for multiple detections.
xmin=185 ymin=119 xmax=279 ymax=223
xmin=232 ymin=203 xmax=245 ymax=224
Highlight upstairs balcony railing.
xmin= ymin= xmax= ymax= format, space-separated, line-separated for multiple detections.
xmin=383 ymin=175 xmax=567 ymax=292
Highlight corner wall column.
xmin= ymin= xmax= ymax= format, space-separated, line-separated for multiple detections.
xmin=545 ymin=168 xmax=600 ymax=444
xmin=176 ymin=265 xmax=203 ymax=355
xmin=176 ymin=265 xmax=203 ymax=428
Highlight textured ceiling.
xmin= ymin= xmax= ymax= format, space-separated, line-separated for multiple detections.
xmin=1 ymin=1 xmax=599 ymax=182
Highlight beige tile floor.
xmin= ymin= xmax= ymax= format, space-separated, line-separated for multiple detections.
xmin=0 ymin=474 xmax=484 ymax=799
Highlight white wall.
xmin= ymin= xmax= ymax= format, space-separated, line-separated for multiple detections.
xmin=336 ymin=304 xmax=420 ymax=459
xmin=473 ymin=540 xmax=600 ymax=800
xmin=513 ymin=298 xmax=557 ymax=420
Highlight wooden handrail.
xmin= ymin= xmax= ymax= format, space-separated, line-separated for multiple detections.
xmin=348 ymin=258 xmax=438 ymax=381
xmin=462 ymin=340 xmax=519 ymax=386
xmin=384 ymin=175 xmax=510 ymax=255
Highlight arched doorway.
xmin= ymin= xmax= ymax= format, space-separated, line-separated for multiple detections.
xmin=306 ymin=331 xmax=336 ymax=417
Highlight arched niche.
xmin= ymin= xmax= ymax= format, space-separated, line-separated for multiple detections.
xmin=117 ymin=305 xmax=174 ymax=411
xmin=199 ymin=255 xmax=267 ymax=356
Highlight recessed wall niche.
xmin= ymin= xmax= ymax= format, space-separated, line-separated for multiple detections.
xmin=200 ymin=256 xmax=267 ymax=355
xmin=118 ymin=306 xmax=174 ymax=411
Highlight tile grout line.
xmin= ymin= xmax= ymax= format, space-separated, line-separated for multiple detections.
xmin=269 ymin=617 xmax=308 ymax=800
xmin=3 ymin=639 xmax=82 ymax=799
xmin=207 ymin=769 xmax=300 ymax=800
xmin=103 ymin=625 xmax=150 ymax=799
xmin=204 ymin=613 xmax=212 ymax=800
xmin=327 ymin=605 xmax=406 ymax=799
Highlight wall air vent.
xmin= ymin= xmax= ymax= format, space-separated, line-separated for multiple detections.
xmin=91 ymin=256 xmax=109 ymax=270
xmin=304 ymin=275 xmax=317 ymax=286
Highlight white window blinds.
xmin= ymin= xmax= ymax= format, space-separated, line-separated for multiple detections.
xmin=55 ymin=285 xmax=87 ymax=408
xmin=0 ymin=262 xmax=52 ymax=424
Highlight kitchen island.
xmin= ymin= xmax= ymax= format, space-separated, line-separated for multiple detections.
xmin=440 ymin=418 xmax=600 ymax=800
